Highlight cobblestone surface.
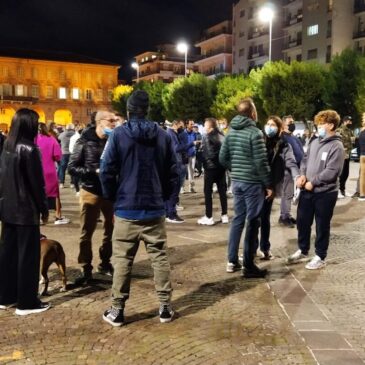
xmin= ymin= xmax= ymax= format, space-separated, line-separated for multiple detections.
xmin=0 ymin=163 xmax=364 ymax=365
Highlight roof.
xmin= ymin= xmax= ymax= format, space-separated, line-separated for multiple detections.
xmin=0 ymin=47 xmax=120 ymax=67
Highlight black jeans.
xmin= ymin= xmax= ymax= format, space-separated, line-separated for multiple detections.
xmin=297 ymin=190 xmax=337 ymax=260
xmin=339 ymin=158 xmax=350 ymax=192
xmin=0 ymin=223 xmax=41 ymax=308
xmin=204 ymin=168 xmax=227 ymax=218
xmin=254 ymin=198 xmax=274 ymax=253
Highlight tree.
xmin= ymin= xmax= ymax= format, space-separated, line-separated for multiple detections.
xmin=253 ymin=61 xmax=327 ymax=121
xmin=111 ymin=84 xmax=133 ymax=117
xmin=134 ymin=80 xmax=167 ymax=122
xmin=327 ymin=48 xmax=365 ymax=126
xmin=162 ymin=73 xmax=216 ymax=122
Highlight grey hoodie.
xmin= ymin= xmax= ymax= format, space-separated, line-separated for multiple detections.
xmin=300 ymin=135 xmax=345 ymax=193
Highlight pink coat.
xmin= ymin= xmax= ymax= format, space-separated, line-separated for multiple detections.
xmin=36 ymin=134 xmax=62 ymax=198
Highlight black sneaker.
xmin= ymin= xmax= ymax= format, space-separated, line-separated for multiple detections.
xmin=159 ymin=303 xmax=174 ymax=323
xmin=352 ymin=192 xmax=360 ymax=198
xmin=289 ymin=217 xmax=297 ymax=224
xmin=243 ymin=265 xmax=268 ymax=279
xmin=97 ymin=262 xmax=114 ymax=276
xmin=278 ymin=217 xmax=295 ymax=228
xmin=74 ymin=271 xmax=93 ymax=286
xmin=15 ymin=301 xmax=51 ymax=316
xmin=166 ymin=215 xmax=184 ymax=224
xmin=103 ymin=307 xmax=124 ymax=327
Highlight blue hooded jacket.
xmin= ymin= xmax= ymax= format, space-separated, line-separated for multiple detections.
xmin=100 ymin=119 xmax=179 ymax=218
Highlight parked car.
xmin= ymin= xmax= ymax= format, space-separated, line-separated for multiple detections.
xmin=351 ymin=147 xmax=359 ymax=162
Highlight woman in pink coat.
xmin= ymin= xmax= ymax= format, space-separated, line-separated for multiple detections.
xmin=36 ymin=123 xmax=70 ymax=224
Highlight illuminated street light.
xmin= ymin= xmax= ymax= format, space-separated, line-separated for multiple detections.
xmin=177 ymin=42 xmax=188 ymax=77
xmin=131 ymin=62 xmax=140 ymax=83
xmin=259 ymin=7 xmax=274 ymax=62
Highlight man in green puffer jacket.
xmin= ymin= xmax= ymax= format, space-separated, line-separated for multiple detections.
xmin=219 ymin=98 xmax=272 ymax=278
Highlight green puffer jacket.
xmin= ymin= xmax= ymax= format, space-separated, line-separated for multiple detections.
xmin=219 ymin=115 xmax=272 ymax=188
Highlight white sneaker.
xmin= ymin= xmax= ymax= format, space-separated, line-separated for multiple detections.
xmin=213 ymin=185 xmax=218 ymax=193
xmin=70 ymin=184 xmax=75 ymax=189
xmin=338 ymin=191 xmax=345 ymax=199
xmin=0 ymin=303 xmax=16 ymax=310
xmin=345 ymin=191 xmax=352 ymax=197
xmin=221 ymin=214 xmax=229 ymax=224
xmin=227 ymin=188 xmax=233 ymax=195
xmin=197 ymin=216 xmax=215 ymax=226
xmin=54 ymin=217 xmax=70 ymax=225
xmin=358 ymin=196 xmax=365 ymax=202
xmin=76 ymin=191 xmax=80 ymax=197
xmin=238 ymin=254 xmax=243 ymax=264
xmin=176 ymin=204 xmax=184 ymax=211
xmin=287 ymin=249 xmax=309 ymax=264
xmin=15 ymin=302 xmax=50 ymax=316
xmin=226 ymin=262 xmax=242 ymax=273
xmin=305 ymin=255 xmax=326 ymax=270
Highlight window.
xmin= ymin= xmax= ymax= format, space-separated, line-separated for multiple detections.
xmin=307 ymin=24 xmax=319 ymax=36
xmin=15 ymin=85 xmax=26 ymax=96
xmin=1 ymin=84 xmax=12 ymax=96
xmin=72 ymin=87 xmax=80 ymax=100
xmin=86 ymin=72 xmax=91 ymax=82
xmin=31 ymin=85 xmax=39 ymax=98
xmin=326 ymin=45 xmax=332 ymax=63
xmin=17 ymin=67 xmax=24 ymax=78
xmin=239 ymin=48 xmax=245 ymax=57
xmin=60 ymin=70 xmax=66 ymax=82
xmin=58 ymin=87 xmax=67 ymax=99
xmin=307 ymin=48 xmax=318 ymax=60
xmin=239 ymin=30 xmax=245 ymax=38
xmin=240 ymin=9 xmax=245 ymax=17
xmin=31 ymin=67 xmax=38 ymax=79
xmin=108 ymin=89 xmax=113 ymax=101
xmin=85 ymin=89 xmax=92 ymax=100
xmin=296 ymin=54 xmax=302 ymax=62
xmin=2 ymin=67 xmax=9 ymax=77
xmin=327 ymin=20 xmax=332 ymax=38
xmin=46 ymin=86 xmax=53 ymax=98
xmin=96 ymin=89 xmax=103 ymax=101
xmin=97 ymin=73 xmax=102 ymax=83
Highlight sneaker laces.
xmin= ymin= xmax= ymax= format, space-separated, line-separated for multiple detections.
xmin=159 ymin=303 xmax=171 ymax=314
xmin=109 ymin=307 xmax=121 ymax=319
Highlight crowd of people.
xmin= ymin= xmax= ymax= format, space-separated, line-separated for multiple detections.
xmin=0 ymin=90 xmax=364 ymax=327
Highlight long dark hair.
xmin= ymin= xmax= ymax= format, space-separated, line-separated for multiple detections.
xmin=5 ymin=108 xmax=39 ymax=152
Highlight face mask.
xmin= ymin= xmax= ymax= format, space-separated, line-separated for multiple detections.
xmin=177 ymin=127 xmax=184 ymax=133
xmin=264 ymin=125 xmax=278 ymax=138
xmin=103 ymin=127 xmax=113 ymax=136
xmin=288 ymin=124 xmax=296 ymax=133
xmin=318 ymin=126 xmax=326 ymax=138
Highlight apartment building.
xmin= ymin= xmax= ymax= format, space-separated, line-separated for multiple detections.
xmin=194 ymin=20 xmax=233 ymax=78
xmin=233 ymin=0 xmax=356 ymax=74
xmin=132 ymin=44 xmax=197 ymax=83
xmin=0 ymin=48 xmax=119 ymax=130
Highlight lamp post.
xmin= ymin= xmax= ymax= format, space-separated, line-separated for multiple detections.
xmin=177 ymin=42 xmax=188 ymax=77
xmin=131 ymin=62 xmax=140 ymax=83
xmin=259 ymin=7 xmax=274 ymax=62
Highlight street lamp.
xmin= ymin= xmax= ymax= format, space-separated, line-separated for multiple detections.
xmin=177 ymin=42 xmax=188 ymax=77
xmin=259 ymin=7 xmax=274 ymax=62
xmin=131 ymin=62 xmax=140 ymax=83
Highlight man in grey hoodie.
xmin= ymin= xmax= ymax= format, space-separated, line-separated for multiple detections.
xmin=287 ymin=110 xmax=345 ymax=270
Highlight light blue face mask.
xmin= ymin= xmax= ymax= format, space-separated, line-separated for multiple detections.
xmin=264 ymin=125 xmax=278 ymax=138
xmin=103 ymin=127 xmax=113 ymax=136
xmin=318 ymin=126 xmax=326 ymax=138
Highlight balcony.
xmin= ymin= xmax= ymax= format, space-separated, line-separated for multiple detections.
xmin=354 ymin=30 xmax=365 ymax=39
xmin=284 ymin=13 xmax=303 ymax=27
xmin=283 ymin=38 xmax=302 ymax=49
xmin=199 ymin=27 xmax=232 ymax=42
xmin=248 ymin=51 xmax=267 ymax=60
xmin=283 ymin=0 xmax=299 ymax=6
xmin=199 ymin=48 xmax=232 ymax=59
xmin=0 ymin=95 xmax=38 ymax=104
xmin=354 ymin=1 xmax=365 ymax=14
xmin=248 ymin=30 xmax=269 ymax=40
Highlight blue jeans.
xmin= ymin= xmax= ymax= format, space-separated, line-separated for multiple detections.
xmin=58 ymin=154 xmax=70 ymax=184
xmin=227 ymin=181 xmax=265 ymax=268
xmin=254 ymin=198 xmax=274 ymax=253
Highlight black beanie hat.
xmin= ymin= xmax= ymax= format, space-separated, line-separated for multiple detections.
xmin=127 ymin=90 xmax=149 ymax=114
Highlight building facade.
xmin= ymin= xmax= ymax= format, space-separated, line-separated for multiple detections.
xmin=194 ymin=20 xmax=233 ymax=78
xmin=0 ymin=49 xmax=119 ymax=131
xmin=132 ymin=44 xmax=197 ymax=83
xmin=233 ymin=0 xmax=358 ymax=74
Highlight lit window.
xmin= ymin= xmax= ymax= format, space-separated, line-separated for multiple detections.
xmin=31 ymin=85 xmax=39 ymax=98
xmin=152 ymin=55 xmax=157 ymax=59
xmin=58 ymin=87 xmax=67 ymax=99
xmin=46 ymin=86 xmax=53 ymax=98
xmin=307 ymin=25 xmax=319 ymax=36
xmin=72 ymin=88 xmax=80 ymax=100
xmin=15 ymin=85 xmax=26 ymax=96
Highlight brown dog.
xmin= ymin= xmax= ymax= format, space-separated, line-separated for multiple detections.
xmin=39 ymin=235 xmax=67 ymax=296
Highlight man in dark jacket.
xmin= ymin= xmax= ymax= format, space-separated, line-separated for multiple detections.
xmin=197 ymin=118 xmax=228 ymax=226
xmin=219 ymin=98 xmax=272 ymax=278
xmin=100 ymin=90 xmax=178 ymax=326
xmin=288 ymin=110 xmax=345 ymax=270
xmin=58 ymin=123 xmax=75 ymax=188
xmin=68 ymin=111 xmax=116 ymax=284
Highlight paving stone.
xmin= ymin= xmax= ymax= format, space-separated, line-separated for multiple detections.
xmin=299 ymin=331 xmax=351 ymax=350
xmin=312 ymin=350 xmax=365 ymax=365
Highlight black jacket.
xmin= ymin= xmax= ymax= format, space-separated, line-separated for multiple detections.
xmin=0 ymin=140 xmax=48 ymax=225
xmin=202 ymin=129 xmax=225 ymax=170
xmin=68 ymin=126 xmax=107 ymax=196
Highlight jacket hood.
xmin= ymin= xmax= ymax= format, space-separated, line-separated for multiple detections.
xmin=230 ymin=115 xmax=256 ymax=130
xmin=81 ymin=125 xmax=99 ymax=142
xmin=319 ymin=134 xmax=342 ymax=144
xmin=124 ymin=119 xmax=158 ymax=143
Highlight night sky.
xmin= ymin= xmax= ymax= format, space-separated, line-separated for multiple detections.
xmin=1 ymin=0 xmax=234 ymax=81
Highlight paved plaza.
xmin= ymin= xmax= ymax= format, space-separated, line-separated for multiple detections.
xmin=1 ymin=163 xmax=364 ymax=365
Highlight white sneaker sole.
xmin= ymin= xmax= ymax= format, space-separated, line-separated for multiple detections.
xmin=166 ymin=219 xmax=184 ymax=224
xmin=305 ymin=262 xmax=326 ymax=270
xmin=15 ymin=305 xmax=50 ymax=316
xmin=102 ymin=314 xmax=124 ymax=327
xmin=197 ymin=222 xmax=214 ymax=226
xmin=160 ymin=312 xmax=174 ymax=323
xmin=0 ymin=303 xmax=16 ymax=310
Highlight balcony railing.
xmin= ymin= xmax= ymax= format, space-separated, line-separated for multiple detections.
xmin=283 ymin=0 xmax=299 ymax=6
xmin=248 ymin=51 xmax=267 ymax=60
xmin=248 ymin=30 xmax=269 ymax=40
xmin=284 ymin=38 xmax=302 ymax=49
xmin=353 ymin=30 xmax=365 ymax=39
xmin=284 ymin=13 xmax=303 ymax=27
xmin=354 ymin=1 xmax=365 ymax=14
xmin=199 ymin=27 xmax=232 ymax=42
xmin=0 ymin=95 xmax=38 ymax=104
xmin=200 ymin=48 xmax=232 ymax=59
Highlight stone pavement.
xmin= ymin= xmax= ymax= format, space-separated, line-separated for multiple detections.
xmin=0 ymin=163 xmax=364 ymax=365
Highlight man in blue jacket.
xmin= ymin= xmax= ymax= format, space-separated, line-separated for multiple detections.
xmin=100 ymin=90 xmax=179 ymax=326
